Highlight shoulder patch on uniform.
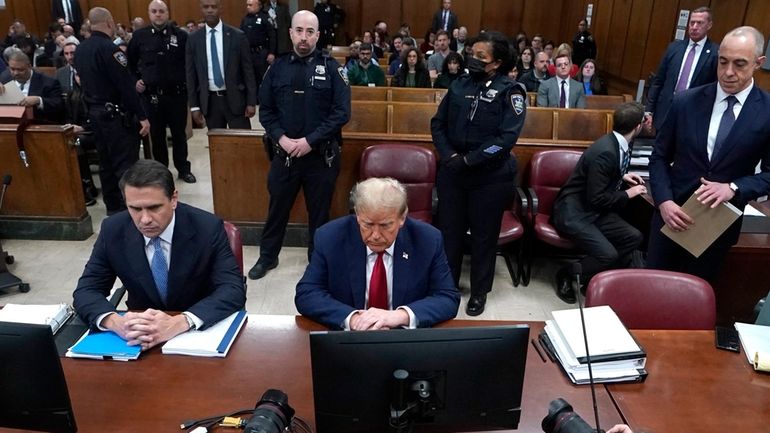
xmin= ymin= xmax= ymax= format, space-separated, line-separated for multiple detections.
xmin=511 ymin=94 xmax=525 ymax=115
xmin=338 ymin=66 xmax=349 ymax=86
xmin=113 ymin=51 xmax=128 ymax=67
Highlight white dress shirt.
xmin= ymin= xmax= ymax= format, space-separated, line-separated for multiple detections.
xmin=16 ymin=71 xmax=43 ymax=109
xmin=612 ymin=130 xmax=630 ymax=168
xmin=343 ymin=242 xmax=417 ymax=330
xmin=206 ymin=21 xmax=226 ymax=91
xmin=676 ymin=38 xmax=706 ymax=91
xmin=707 ymin=80 xmax=753 ymax=160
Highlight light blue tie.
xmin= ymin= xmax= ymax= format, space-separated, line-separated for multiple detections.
xmin=150 ymin=237 xmax=168 ymax=303
xmin=210 ymin=28 xmax=225 ymax=88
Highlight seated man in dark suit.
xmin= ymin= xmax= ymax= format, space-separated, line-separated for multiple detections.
xmin=551 ymin=102 xmax=648 ymax=303
xmin=0 ymin=51 xmax=63 ymax=122
xmin=295 ymin=177 xmax=460 ymax=330
xmin=73 ymin=160 xmax=246 ymax=350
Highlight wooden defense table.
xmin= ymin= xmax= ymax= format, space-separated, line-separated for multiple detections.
xmin=606 ymin=329 xmax=770 ymax=433
xmin=51 ymin=316 xmax=624 ymax=433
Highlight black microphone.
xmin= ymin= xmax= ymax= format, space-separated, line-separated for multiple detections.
xmin=2 ymin=175 xmax=10 ymax=186
xmin=0 ymin=174 xmax=11 ymax=211
xmin=572 ymin=262 xmax=603 ymax=433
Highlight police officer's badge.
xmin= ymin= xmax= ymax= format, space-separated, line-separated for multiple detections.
xmin=485 ymin=89 xmax=498 ymax=99
xmin=113 ymin=51 xmax=128 ymax=67
xmin=511 ymin=94 xmax=525 ymax=115
xmin=338 ymin=66 xmax=349 ymax=86
xmin=316 ymin=65 xmax=326 ymax=75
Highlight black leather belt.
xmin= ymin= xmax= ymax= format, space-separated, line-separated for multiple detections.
xmin=209 ymin=90 xmax=226 ymax=96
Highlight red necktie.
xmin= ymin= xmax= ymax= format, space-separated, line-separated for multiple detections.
xmin=368 ymin=252 xmax=388 ymax=309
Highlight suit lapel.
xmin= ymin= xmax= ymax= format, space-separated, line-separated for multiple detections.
xmin=712 ymin=86 xmax=761 ymax=166
xmin=222 ymin=25 xmax=232 ymax=73
xmin=694 ymin=84 xmax=716 ymax=165
xmin=346 ymin=217 xmax=367 ymax=309
xmin=166 ymin=206 xmax=198 ymax=307
xmin=691 ymin=39 xmax=713 ymax=81
xmin=391 ymin=223 xmax=412 ymax=309
xmin=123 ymin=223 xmax=163 ymax=307
xmin=27 ymin=74 xmax=41 ymax=96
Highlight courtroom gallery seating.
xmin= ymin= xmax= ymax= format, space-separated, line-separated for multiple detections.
xmin=585 ymin=269 xmax=717 ymax=330
xmin=359 ymin=144 xmax=437 ymax=223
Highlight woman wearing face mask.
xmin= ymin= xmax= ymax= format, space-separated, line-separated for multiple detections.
xmin=433 ymin=51 xmax=464 ymax=89
xmin=430 ymin=31 xmax=527 ymax=316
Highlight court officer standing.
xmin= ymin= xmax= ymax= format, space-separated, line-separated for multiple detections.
xmin=241 ymin=0 xmax=276 ymax=101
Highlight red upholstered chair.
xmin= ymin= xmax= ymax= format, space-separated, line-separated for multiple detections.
xmin=360 ymin=144 xmax=437 ymax=223
xmin=497 ymin=188 xmax=528 ymax=287
xmin=585 ymin=269 xmax=716 ymax=330
xmin=223 ymin=221 xmax=245 ymax=285
xmin=521 ymin=150 xmax=582 ymax=284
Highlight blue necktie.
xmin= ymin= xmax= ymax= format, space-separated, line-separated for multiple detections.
xmin=210 ymin=28 xmax=225 ymax=88
xmin=150 ymin=237 xmax=168 ymax=303
xmin=617 ymin=148 xmax=630 ymax=190
xmin=712 ymin=95 xmax=738 ymax=161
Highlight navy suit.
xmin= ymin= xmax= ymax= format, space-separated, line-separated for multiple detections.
xmin=1 ymin=71 xmax=63 ymax=122
xmin=646 ymin=38 xmax=718 ymax=130
xmin=295 ymin=215 xmax=460 ymax=329
xmin=647 ymin=83 xmax=770 ymax=279
xmin=73 ymin=203 xmax=246 ymax=329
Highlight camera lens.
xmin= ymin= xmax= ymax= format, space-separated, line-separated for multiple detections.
xmin=243 ymin=389 xmax=295 ymax=433
xmin=542 ymin=398 xmax=595 ymax=433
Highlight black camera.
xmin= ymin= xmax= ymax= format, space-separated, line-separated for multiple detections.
xmin=542 ymin=398 xmax=601 ymax=433
xmin=243 ymin=389 xmax=295 ymax=433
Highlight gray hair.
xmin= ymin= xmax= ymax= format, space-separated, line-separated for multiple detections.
xmin=2 ymin=46 xmax=23 ymax=62
xmin=6 ymin=50 xmax=29 ymax=65
xmin=351 ymin=177 xmax=408 ymax=217
xmin=724 ymin=26 xmax=765 ymax=58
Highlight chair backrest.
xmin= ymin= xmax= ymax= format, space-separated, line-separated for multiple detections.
xmin=585 ymin=269 xmax=716 ymax=330
xmin=359 ymin=144 xmax=436 ymax=223
xmin=223 ymin=221 xmax=243 ymax=275
xmin=527 ymin=150 xmax=582 ymax=216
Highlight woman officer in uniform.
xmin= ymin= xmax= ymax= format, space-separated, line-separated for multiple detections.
xmin=430 ymin=31 xmax=527 ymax=316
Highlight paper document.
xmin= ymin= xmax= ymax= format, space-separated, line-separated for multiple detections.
xmin=744 ymin=204 xmax=766 ymax=217
xmin=162 ymin=310 xmax=247 ymax=357
xmin=0 ymin=82 xmax=25 ymax=105
xmin=551 ymin=306 xmax=644 ymax=362
xmin=734 ymin=322 xmax=770 ymax=372
xmin=661 ymin=192 xmax=742 ymax=257
xmin=66 ymin=329 xmax=141 ymax=361
xmin=0 ymin=303 xmax=73 ymax=334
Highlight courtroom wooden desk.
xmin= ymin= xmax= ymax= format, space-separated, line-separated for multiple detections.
xmin=49 ymin=316 xmax=623 ymax=433
xmin=606 ymin=329 xmax=770 ymax=433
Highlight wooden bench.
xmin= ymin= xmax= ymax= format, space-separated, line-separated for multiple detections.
xmin=34 ymin=67 xmax=57 ymax=78
xmin=350 ymin=87 xmax=447 ymax=103
xmin=0 ymin=125 xmax=93 ymax=240
xmin=527 ymin=92 xmax=634 ymax=109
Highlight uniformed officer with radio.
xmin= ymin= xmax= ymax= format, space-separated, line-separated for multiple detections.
xmin=247 ymin=10 xmax=350 ymax=280
xmin=128 ymin=0 xmax=195 ymax=184
xmin=240 ymin=0 xmax=276 ymax=98
xmin=431 ymin=31 xmax=527 ymax=316
xmin=76 ymin=7 xmax=150 ymax=215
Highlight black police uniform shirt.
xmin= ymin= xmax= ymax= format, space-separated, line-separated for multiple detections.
xmin=74 ymin=30 xmax=146 ymax=120
xmin=240 ymin=10 xmax=276 ymax=54
xmin=431 ymin=74 xmax=527 ymax=167
xmin=127 ymin=24 xmax=188 ymax=89
xmin=259 ymin=49 xmax=351 ymax=147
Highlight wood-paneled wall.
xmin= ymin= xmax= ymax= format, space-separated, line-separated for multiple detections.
xmin=1 ymin=0 xmax=767 ymax=89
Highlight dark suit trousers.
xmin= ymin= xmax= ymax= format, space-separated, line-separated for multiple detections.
xmin=646 ymin=210 xmax=733 ymax=281
xmin=260 ymin=151 xmax=340 ymax=262
xmin=142 ymin=92 xmax=191 ymax=175
xmin=437 ymin=161 xmax=515 ymax=296
xmin=88 ymin=108 xmax=140 ymax=213
xmin=250 ymin=48 xmax=269 ymax=103
xmin=563 ymin=212 xmax=643 ymax=279
xmin=205 ymin=93 xmax=251 ymax=129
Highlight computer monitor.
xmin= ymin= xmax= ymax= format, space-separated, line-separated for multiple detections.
xmin=310 ymin=325 xmax=529 ymax=433
xmin=0 ymin=322 xmax=77 ymax=433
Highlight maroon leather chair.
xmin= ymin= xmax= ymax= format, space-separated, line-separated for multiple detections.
xmin=497 ymin=188 xmax=528 ymax=286
xmin=521 ymin=150 xmax=582 ymax=284
xmin=585 ymin=269 xmax=716 ymax=330
xmin=223 ymin=221 xmax=245 ymax=285
xmin=360 ymin=144 xmax=437 ymax=223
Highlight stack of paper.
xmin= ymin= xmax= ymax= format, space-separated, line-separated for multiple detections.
xmin=0 ymin=303 xmax=73 ymax=334
xmin=66 ymin=329 xmax=141 ymax=361
xmin=734 ymin=322 xmax=770 ymax=373
xmin=162 ymin=310 xmax=247 ymax=357
xmin=542 ymin=306 xmax=647 ymax=384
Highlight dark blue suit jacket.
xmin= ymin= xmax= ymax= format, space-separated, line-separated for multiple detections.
xmin=73 ymin=203 xmax=246 ymax=329
xmin=646 ymin=38 xmax=719 ymax=130
xmin=649 ymin=83 xmax=770 ymax=246
xmin=295 ymin=215 xmax=460 ymax=329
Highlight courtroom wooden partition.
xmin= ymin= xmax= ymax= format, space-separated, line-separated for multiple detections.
xmin=0 ymin=125 xmax=92 ymax=240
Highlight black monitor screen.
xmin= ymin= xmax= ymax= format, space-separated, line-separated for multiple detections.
xmin=0 ymin=322 xmax=77 ymax=433
xmin=310 ymin=325 xmax=529 ymax=433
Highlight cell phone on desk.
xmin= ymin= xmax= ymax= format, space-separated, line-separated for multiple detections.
xmin=715 ymin=326 xmax=741 ymax=352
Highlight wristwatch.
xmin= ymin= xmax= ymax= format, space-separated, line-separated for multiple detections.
xmin=183 ymin=313 xmax=197 ymax=331
xmin=729 ymin=182 xmax=739 ymax=194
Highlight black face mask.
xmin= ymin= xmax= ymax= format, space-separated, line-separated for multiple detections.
xmin=467 ymin=57 xmax=492 ymax=80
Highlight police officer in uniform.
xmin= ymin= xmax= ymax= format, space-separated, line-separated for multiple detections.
xmin=240 ymin=0 xmax=276 ymax=98
xmin=128 ymin=0 xmax=196 ymax=184
xmin=313 ymin=0 xmax=343 ymax=49
xmin=248 ymin=10 xmax=350 ymax=280
xmin=431 ymin=31 xmax=527 ymax=316
xmin=76 ymin=7 xmax=150 ymax=215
